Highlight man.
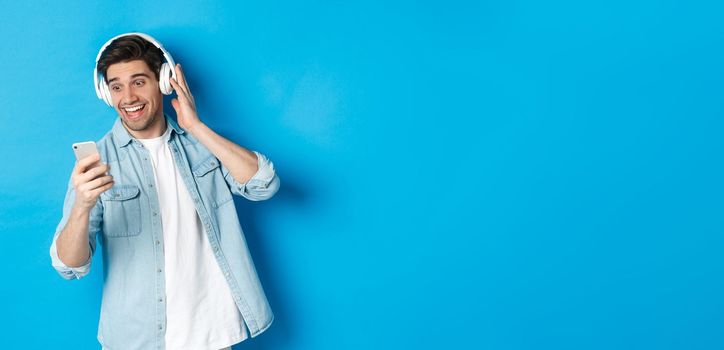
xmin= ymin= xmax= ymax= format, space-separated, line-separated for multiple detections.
xmin=49 ymin=33 xmax=279 ymax=350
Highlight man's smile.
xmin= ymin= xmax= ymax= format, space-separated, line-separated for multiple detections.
xmin=123 ymin=104 xmax=146 ymax=119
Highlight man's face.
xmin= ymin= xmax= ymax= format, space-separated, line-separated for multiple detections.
xmin=106 ymin=59 xmax=163 ymax=134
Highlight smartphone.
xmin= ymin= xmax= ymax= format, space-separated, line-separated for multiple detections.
xmin=72 ymin=141 xmax=99 ymax=161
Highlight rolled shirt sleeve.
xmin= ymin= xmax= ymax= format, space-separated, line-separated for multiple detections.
xmin=50 ymin=238 xmax=91 ymax=280
xmin=221 ymin=151 xmax=280 ymax=201
xmin=49 ymin=178 xmax=102 ymax=280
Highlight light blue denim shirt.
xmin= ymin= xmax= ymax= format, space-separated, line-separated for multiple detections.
xmin=49 ymin=116 xmax=280 ymax=349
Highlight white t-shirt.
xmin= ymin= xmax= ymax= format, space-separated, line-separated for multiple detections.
xmin=138 ymin=125 xmax=248 ymax=350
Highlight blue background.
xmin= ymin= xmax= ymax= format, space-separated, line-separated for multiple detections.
xmin=1 ymin=1 xmax=722 ymax=349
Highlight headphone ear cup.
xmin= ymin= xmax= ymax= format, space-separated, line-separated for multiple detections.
xmin=101 ymin=80 xmax=113 ymax=107
xmin=159 ymin=63 xmax=172 ymax=95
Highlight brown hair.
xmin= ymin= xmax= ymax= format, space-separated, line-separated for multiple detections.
xmin=97 ymin=35 xmax=163 ymax=82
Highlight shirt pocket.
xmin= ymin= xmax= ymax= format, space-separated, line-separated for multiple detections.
xmin=192 ymin=157 xmax=233 ymax=208
xmin=101 ymin=185 xmax=142 ymax=237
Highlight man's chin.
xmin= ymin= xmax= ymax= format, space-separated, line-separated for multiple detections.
xmin=121 ymin=115 xmax=152 ymax=131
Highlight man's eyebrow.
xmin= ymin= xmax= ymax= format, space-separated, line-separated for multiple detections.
xmin=107 ymin=73 xmax=152 ymax=84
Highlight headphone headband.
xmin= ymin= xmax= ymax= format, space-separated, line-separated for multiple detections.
xmin=93 ymin=32 xmax=177 ymax=106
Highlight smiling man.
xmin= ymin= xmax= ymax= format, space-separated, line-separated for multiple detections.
xmin=49 ymin=33 xmax=279 ymax=350
xmin=107 ymin=61 xmax=164 ymax=134
xmin=107 ymin=60 xmax=166 ymax=137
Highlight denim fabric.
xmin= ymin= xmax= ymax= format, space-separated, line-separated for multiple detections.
xmin=49 ymin=116 xmax=279 ymax=350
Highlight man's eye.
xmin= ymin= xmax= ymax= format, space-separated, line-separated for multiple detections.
xmin=134 ymin=80 xmax=145 ymax=87
xmin=111 ymin=85 xmax=121 ymax=91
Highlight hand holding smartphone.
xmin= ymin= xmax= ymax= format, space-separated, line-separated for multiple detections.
xmin=71 ymin=141 xmax=113 ymax=210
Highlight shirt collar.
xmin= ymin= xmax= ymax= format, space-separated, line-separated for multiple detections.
xmin=112 ymin=114 xmax=185 ymax=148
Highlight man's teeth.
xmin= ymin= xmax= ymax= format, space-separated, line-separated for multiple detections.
xmin=124 ymin=105 xmax=144 ymax=112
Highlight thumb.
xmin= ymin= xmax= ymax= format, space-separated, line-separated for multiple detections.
xmin=171 ymin=99 xmax=180 ymax=113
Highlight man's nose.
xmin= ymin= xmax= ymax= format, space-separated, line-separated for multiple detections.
xmin=121 ymin=88 xmax=138 ymax=104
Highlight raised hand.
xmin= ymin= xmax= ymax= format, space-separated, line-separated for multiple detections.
xmin=170 ymin=64 xmax=202 ymax=131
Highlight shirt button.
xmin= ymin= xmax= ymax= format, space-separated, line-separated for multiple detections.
xmin=149 ymin=183 xmax=154 ymax=188
xmin=158 ymin=325 xmax=162 ymax=330
xmin=156 ymin=240 xmax=160 ymax=245
xmin=157 ymin=269 xmax=162 ymax=273
xmin=153 ymin=212 xmax=158 ymax=216
xmin=158 ymin=298 xmax=163 ymax=302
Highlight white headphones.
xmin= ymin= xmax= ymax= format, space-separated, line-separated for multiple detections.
xmin=93 ymin=32 xmax=177 ymax=107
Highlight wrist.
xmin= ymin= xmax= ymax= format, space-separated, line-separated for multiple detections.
xmin=186 ymin=121 xmax=207 ymax=136
xmin=71 ymin=202 xmax=94 ymax=216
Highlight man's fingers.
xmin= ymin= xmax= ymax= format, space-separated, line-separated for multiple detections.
xmin=172 ymin=77 xmax=193 ymax=103
xmin=81 ymin=163 xmax=109 ymax=179
xmin=176 ymin=65 xmax=195 ymax=105
xmin=87 ymin=175 xmax=114 ymax=191
xmin=75 ymin=163 xmax=110 ymax=186
xmin=88 ymin=180 xmax=114 ymax=198
xmin=171 ymin=79 xmax=195 ymax=107
xmin=175 ymin=64 xmax=190 ymax=92
xmin=77 ymin=176 xmax=113 ymax=198
xmin=74 ymin=154 xmax=101 ymax=175
xmin=171 ymin=78 xmax=186 ymax=98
